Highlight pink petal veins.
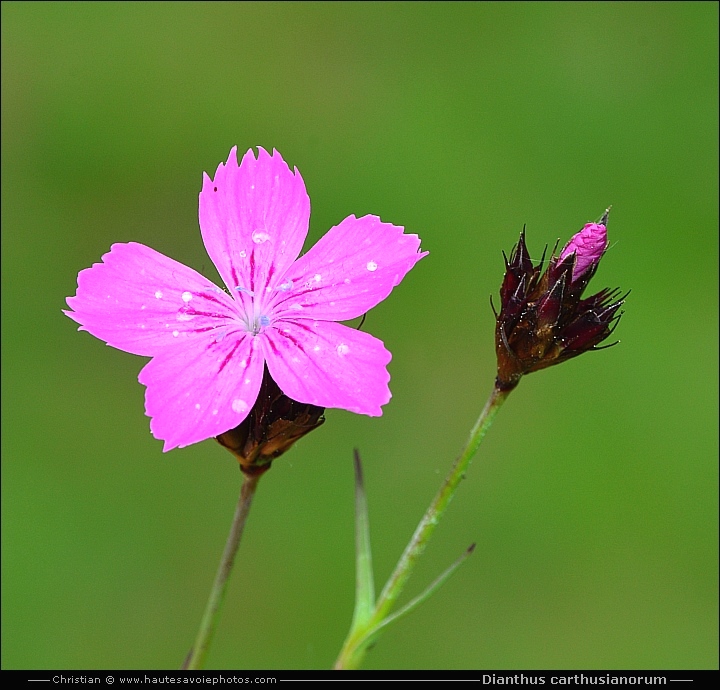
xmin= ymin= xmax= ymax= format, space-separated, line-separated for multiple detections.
xmin=270 ymin=214 xmax=427 ymax=322
xmin=65 ymin=242 xmax=239 ymax=357
xmin=139 ymin=331 xmax=265 ymax=451
xmin=262 ymin=320 xmax=391 ymax=416
xmin=199 ymin=147 xmax=311 ymax=310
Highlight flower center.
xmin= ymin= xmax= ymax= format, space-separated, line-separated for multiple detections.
xmin=243 ymin=312 xmax=271 ymax=336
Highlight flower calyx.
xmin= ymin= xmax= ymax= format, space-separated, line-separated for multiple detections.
xmin=216 ymin=367 xmax=325 ymax=475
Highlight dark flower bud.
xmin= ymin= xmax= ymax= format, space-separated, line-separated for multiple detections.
xmin=216 ymin=367 xmax=325 ymax=475
xmin=493 ymin=210 xmax=625 ymax=392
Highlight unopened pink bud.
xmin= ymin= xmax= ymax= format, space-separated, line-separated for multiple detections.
xmin=559 ymin=221 xmax=608 ymax=280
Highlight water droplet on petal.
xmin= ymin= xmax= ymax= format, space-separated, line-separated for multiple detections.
xmin=259 ymin=315 xmax=271 ymax=327
xmin=278 ymin=279 xmax=293 ymax=291
xmin=172 ymin=330 xmax=179 ymax=337
xmin=195 ymin=403 xmax=201 ymax=410
xmin=314 ymin=274 xmax=322 ymax=282
xmin=244 ymin=378 xmax=251 ymax=385
xmin=239 ymin=250 xmax=247 ymax=258
xmin=140 ymin=305 xmax=146 ymax=310
xmin=252 ymin=230 xmax=270 ymax=244
xmin=337 ymin=343 xmax=350 ymax=355
xmin=232 ymin=399 xmax=248 ymax=413
xmin=366 ymin=261 xmax=378 ymax=272
xmin=344 ymin=278 xmax=351 ymax=284
xmin=182 ymin=291 xmax=193 ymax=303
xmin=155 ymin=291 xmax=163 ymax=299
xmin=235 ymin=286 xmax=254 ymax=296
xmin=212 ymin=409 xmax=218 ymax=415
xmin=289 ymin=303 xmax=303 ymax=310
xmin=176 ymin=309 xmax=194 ymax=321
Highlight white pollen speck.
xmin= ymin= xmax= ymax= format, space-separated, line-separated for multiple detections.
xmin=366 ymin=261 xmax=378 ymax=272
xmin=140 ymin=305 xmax=146 ymax=310
xmin=252 ymin=230 xmax=270 ymax=244
xmin=155 ymin=291 xmax=163 ymax=299
xmin=140 ymin=325 xmax=145 ymax=329
xmin=289 ymin=303 xmax=303 ymax=310
xmin=239 ymin=250 xmax=247 ymax=258
xmin=182 ymin=291 xmax=193 ymax=302
xmin=232 ymin=399 xmax=248 ymax=413
xmin=195 ymin=403 xmax=201 ymax=410
xmin=314 ymin=274 xmax=322 ymax=282
xmin=212 ymin=409 xmax=218 ymax=415
xmin=337 ymin=343 xmax=350 ymax=355
xmin=313 ymin=346 xmax=321 ymax=352
xmin=344 ymin=278 xmax=351 ymax=284
xmin=172 ymin=330 xmax=179 ymax=337
xmin=240 ymin=359 xmax=247 ymax=367
xmin=244 ymin=378 xmax=251 ymax=385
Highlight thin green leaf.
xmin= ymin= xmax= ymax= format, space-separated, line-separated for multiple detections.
xmin=350 ymin=449 xmax=375 ymax=628
xmin=358 ymin=543 xmax=476 ymax=649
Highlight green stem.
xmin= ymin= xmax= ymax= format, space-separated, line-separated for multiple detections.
xmin=334 ymin=384 xmax=510 ymax=670
xmin=182 ymin=470 xmax=263 ymax=670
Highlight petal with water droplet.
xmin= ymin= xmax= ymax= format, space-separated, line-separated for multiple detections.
xmin=199 ymin=147 xmax=310 ymax=302
xmin=64 ymin=242 xmax=238 ymax=357
xmin=139 ymin=330 xmax=264 ymax=451
xmin=263 ymin=320 xmax=391 ymax=416
xmin=272 ymin=215 xmax=427 ymax=321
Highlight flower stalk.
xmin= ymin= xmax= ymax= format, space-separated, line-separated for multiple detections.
xmin=182 ymin=468 xmax=265 ymax=670
xmin=335 ymin=210 xmax=625 ymax=670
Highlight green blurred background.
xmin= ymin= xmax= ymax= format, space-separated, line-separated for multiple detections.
xmin=2 ymin=1 xmax=717 ymax=671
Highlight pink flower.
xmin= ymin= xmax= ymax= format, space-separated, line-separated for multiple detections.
xmin=65 ymin=147 xmax=427 ymax=451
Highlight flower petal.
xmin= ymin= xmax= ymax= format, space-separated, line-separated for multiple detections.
xmin=269 ymin=215 xmax=427 ymax=321
xmin=139 ymin=332 xmax=266 ymax=451
xmin=263 ymin=320 xmax=391 ymax=416
xmin=199 ymin=147 xmax=310 ymax=312
xmin=65 ymin=242 xmax=239 ymax=357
